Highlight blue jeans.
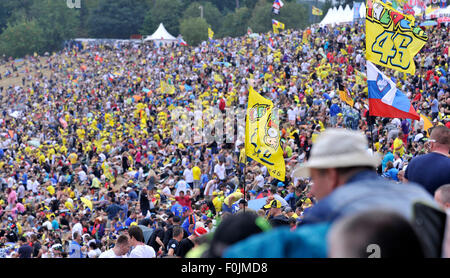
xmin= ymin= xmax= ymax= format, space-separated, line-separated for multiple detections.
xmin=222 ymin=203 xmax=233 ymax=213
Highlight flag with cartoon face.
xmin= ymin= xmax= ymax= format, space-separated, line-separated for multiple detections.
xmin=245 ymin=87 xmax=285 ymax=181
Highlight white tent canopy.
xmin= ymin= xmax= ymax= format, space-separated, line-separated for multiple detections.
xmin=359 ymin=2 xmax=366 ymax=18
xmin=320 ymin=5 xmax=360 ymax=25
xmin=143 ymin=23 xmax=177 ymax=45
xmin=320 ymin=7 xmax=335 ymax=25
xmin=343 ymin=5 xmax=353 ymax=22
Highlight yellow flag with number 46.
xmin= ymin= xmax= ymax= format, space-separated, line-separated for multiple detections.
xmin=365 ymin=0 xmax=428 ymax=75
xmin=245 ymin=86 xmax=285 ymax=181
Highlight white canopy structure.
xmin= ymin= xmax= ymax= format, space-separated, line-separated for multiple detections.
xmin=343 ymin=5 xmax=353 ymax=22
xmin=143 ymin=23 xmax=177 ymax=45
xmin=320 ymin=7 xmax=336 ymax=25
xmin=359 ymin=2 xmax=366 ymax=19
xmin=319 ymin=3 xmax=367 ymax=26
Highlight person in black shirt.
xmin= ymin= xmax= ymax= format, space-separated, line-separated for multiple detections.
xmin=148 ymin=221 xmax=166 ymax=254
xmin=163 ymin=215 xmax=181 ymax=247
xmin=176 ymin=227 xmax=207 ymax=258
xmin=15 ymin=237 xmax=33 ymax=258
xmin=30 ymin=234 xmax=41 ymax=258
xmin=165 ymin=226 xmax=184 ymax=257
xmin=139 ymin=188 xmax=150 ymax=217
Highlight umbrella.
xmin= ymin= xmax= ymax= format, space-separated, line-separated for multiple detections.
xmin=9 ymin=111 xmax=21 ymax=119
xmin=248 ymin=197 xmax=268 ymax=211
xmin=420 ymin=20 xmax=437 ymax=26
xmin=80 ymin=197 xmax=93 ymax=211
xmin=138 ymin=225 xmax=154 ymax=244
xmin=28 ymin=140 xmax=41 ymax=148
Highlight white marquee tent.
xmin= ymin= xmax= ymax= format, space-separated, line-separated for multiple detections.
xmin=319 ymin=2 xmax=367 ymax=26
xmin=143 ymin=23 xmax=177 ymax=45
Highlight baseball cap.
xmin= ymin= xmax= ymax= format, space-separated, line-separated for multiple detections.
xmin=194 ymin=227 xmax=208 ymax=237
xmin=238 ymin=199 xmax=247 ymax=205
xmin=292 ymin=128 xmax=382 ymax=178
xmin=263 ymin=199 xmax=282 ymax=209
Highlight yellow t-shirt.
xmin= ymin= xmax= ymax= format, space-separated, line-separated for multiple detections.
xmin=239 ymin=148 xmax=246 ymax=164
xmin=224 ymin=192 xmax=244 ymax=207
xmin=192 ymin=166 xmax=201 ymax=181
xmin=393 ymin=137 xmax=405 ymax=156
xmin=68 ymin=153 xmax=78 ymax=164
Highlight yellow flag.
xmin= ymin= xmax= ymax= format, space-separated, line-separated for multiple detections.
xmin=365 ymin=0 xmax=428 ymax=74
xmin=339 ymin=89 xmax=354 ymax=107
xmin=160 ymin=80 xmax=175 ymax=95
xmin=208 ymin=28 xmax=214 ymax=40
xmin=245 ymin=87 xmax=285 ymax=181
xmin=420 ymin=114 xmax=433 ymax=137
xmin=272 ymin=19 xmax=285 ymax=34
xmin=312 ymin=6 xmax=323 ymax=16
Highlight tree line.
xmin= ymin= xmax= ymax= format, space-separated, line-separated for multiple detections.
xmin=0 ymin=0 xmax=329 ymax=58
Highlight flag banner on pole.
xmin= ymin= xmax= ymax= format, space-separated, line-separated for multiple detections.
xmin=208 ymin=28 xmax=214 ymax=40
xmin=312 ymin=6 xmax=323 ymax=15
xmin=339 ymin=89 xmax=355 ymax=107
xmin=273 ymin=0 xmax=284 ymax=9
xmin=419 ymin=114 xmax=433 ymax=136
xmin=160 ymin=80 xmax=175 ymax=95
xmin=272 ymin=19 xmax=285 ymax=34
xmin=354 ymin=2 xmax=362 ymax=20
xmin=178 ymin=37 xmax=188 ymax=46
xmin=245 ymin=86 xmax=285 ymax=181
xmin=366 ymin=0 xmax=428 ymax=74
xmin=367 ymin=61 xmax=420 ymax=120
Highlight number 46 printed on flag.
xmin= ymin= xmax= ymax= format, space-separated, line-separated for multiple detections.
xmin=371 ymin=31 xmax=412 ymax=70
xmin=365 ymin=0 xmax=428 ymax=75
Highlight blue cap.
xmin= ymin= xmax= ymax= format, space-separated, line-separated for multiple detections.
xmin=277 ymin=182 xmax=285 ymax=187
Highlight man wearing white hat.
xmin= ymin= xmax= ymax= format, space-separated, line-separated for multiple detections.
xmin=293 ymin=128 xmax=437 ymax=225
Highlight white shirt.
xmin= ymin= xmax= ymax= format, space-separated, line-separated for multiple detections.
xmin=88 ymin=249 xmax=102 ymax=258
xmin=255 ymin=175 xmax=265 ymax=189
xmin=43 ymin=221 xmax=53 ymax=231
xmin=183 ymin=168 xmax=194 ymax=183
xmin=129 ymin=245 xmax=155 ymax=258
xmin=214 ymin=164 xmax=226 ymax=180
xmin=287 ymin=109 xmax=296 ymax=121
xmin=162 ymin=186 xmax=171 ymax=197
xmin=72 ymin=223 xmax=83 ymax=238
xmin=99 ymin=249 xmax=127 ymax=258
xmin=78 ymin=171 xmax=87 ymax=183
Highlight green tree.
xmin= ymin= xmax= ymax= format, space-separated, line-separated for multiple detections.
xmin=247 ymin=0 xmax=273 ymax=33
xmin=276 ymin=2 xmax=309 ymax=30
xmin=183 ymin=2 xmax=223 ymax=32
xmin=210 ymin=0 xmax=238 ymax=13
xmin=0 ymin=19 xmax=46 ymax=58
xmin=141 ymin=0 xmax=183 ymax=36
xmin=30 ymin=0 xmax=80 ymax=52
xmin=179 ymin=17 xmax=209 ymax=46
xmin=241 ymin=0 xmax=259 ymax=10
xmin=88 ymin=0 xmax=149 ymax=38
xmin=218 ymin=7 xmax=251 ymax=38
